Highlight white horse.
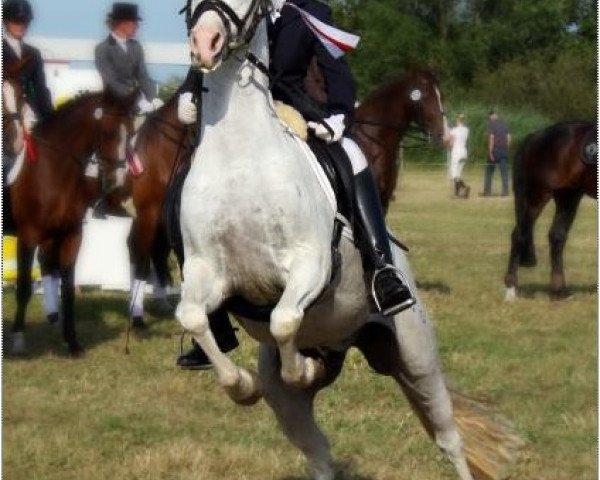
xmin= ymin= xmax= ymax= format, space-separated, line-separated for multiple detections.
xmin=178 ymin=1 xmax=521 ymax=479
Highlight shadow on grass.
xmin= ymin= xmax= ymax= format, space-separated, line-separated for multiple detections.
xmin=2 ymin=291 xmax=179 ymax=360
xmin=281 ymin=461 xmax=375 ymax=480
xmin=416 ymin=280 xmax=451 ymax=294
xmin=516 ymin=282 xmax=596 ymax=299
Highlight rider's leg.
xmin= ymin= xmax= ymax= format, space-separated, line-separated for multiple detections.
xmin=341 ymin=137 xmax=415 ymax=316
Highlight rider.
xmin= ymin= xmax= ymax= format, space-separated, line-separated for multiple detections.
xmin=174 ymin=0 xmax=415 ymax=369
xmin=2 ymin=0 xmax=53 ymax=121
xmin=93 ymin=2 xmax=164 ymax=218
xmin=95 ymin=2 xmax=163 ymax=114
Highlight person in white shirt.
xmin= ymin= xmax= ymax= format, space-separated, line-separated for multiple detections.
xmin=446 ymin=113 xmax=470 ymax=198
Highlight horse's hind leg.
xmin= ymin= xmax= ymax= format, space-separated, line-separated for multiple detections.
xmin=149 ymin=226 xmax=174 ymax=314
xmin=11 ymin=236 xmax=35 ymax=354
xmin=548 ymin=191 xmax=582 ymax=299
xmin=270 ymin=258 xmax=329 ymax=388
xmin=259 ymin=344 xmax=344 ymax=480
xmin=177 ymin=256 xmax=261 ymax=405
xmin=38 ymin=240 xmax=61 ymax=324
xmin=354 ymin=315 xmax=473 ymax=480
xmin=58 ymin=232 xmax=84 ymax=356
xmin=504 ymin=191 xmax=550 ymax=300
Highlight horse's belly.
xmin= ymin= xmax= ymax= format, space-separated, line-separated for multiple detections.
xmin=236 ymin=238 xmax=369 ymax=348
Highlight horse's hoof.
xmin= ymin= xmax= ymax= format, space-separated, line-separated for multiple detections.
xmin=68 ymin=341 xmax=85 ymax=358
xmin=551 ymin=290 xmax=573 ymax=301
xmin=47 ymin=312 xmax=60 ymax=325
xmin=11 ymin=332 xmax=26 ymax=355
xmin=131 ymin=316 xmax=149 ymax=337
xmin=504 ymin=287 xmax=517 ymax=302
xmin=224 ymin=369 xmax=263 ymax=406
xmin=150 ymin=298 xmax=174 ymax=317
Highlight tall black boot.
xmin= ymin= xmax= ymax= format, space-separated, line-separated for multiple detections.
xmin=353 ymin=168 xmax=415 ymax=316
xmin=176 ymin=308 xmax=239 ymax=370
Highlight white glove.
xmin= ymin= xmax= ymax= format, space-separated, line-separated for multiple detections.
xmin=307 ymin=114 xmax=345 ymax=143
xmin=22 ymin=104 xmax=37 ymax=134
xmin=177 ymin=92 xmax=197 ymax=125
xmin=151 ymin=97 xmax=164 ymax=110
xmin=137 ymin=97 xmax=154 ymax=115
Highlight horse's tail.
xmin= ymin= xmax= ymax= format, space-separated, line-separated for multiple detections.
xmin=451 ymin=391 xmax=525 ymax=480
xmin=511 ymin=135 xmax=537 ymax=266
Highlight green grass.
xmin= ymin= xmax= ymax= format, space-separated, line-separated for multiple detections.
xmin=3 ymin=167 xmax=597 ymax=480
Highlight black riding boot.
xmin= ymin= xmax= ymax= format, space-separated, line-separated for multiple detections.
xmin=354 ymin=168 xmax=415 ymax=316
xmin=454 ymin=178 xmax=461 ymax=197
xmin=176 ymin=308 xmax=239 ymax=370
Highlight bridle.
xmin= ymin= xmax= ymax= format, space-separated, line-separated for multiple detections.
xmin=181 ymin=0 xmax=272 ymax=62
xmin=354 ymin=80 xmax=446 ymax=150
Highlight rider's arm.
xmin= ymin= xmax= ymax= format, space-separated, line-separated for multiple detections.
xmin=312 ymin=5 xmax=356 ymax=123
xmin=29 ymin=47 xmax=53 ymax=119
xmin=132 ymin=41 xmax=159 ymax=102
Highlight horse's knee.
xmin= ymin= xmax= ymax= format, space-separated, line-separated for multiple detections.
xmin=176 ymin=302 xmax=209 ymax=334
xmin=270 ymin=306 xmax=303 ymax=342
xmin=548 ymin=227 xmax=567 ymax=248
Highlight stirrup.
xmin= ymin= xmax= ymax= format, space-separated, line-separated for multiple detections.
xmin=371 ymin=265 xmax=416 ymax=316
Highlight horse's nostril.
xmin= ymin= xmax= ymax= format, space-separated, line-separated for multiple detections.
xmin=210 ymin=32 xmax=221 ymax=52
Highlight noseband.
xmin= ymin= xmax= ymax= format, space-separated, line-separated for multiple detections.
xmin=182 ymin=0 xmax=270 ymax=54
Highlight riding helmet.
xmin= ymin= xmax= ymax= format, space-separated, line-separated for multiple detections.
xmin=3 ymin=0 xmax=33 ymax=23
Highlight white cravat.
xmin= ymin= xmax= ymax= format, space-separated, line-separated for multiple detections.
xmin=3 ymin=32 xmax=22 ymax=58
xmin=111 ymin=32 xmax=128 ymax=53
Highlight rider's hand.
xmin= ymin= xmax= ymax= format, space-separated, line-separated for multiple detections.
xmin=136 ymin=97 xmax=154 ymax=115
xmin=307 ymin=114 xmax=345 ymax=144
xmin=177 ymin=92 xmax=197 ymax=125
xmin=151 ymin=97 xmax=165 ymax=110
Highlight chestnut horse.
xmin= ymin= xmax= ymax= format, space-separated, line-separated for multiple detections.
xmin=8 ymin=90 xmax=137 ymax=356
xmin=125 ymin=93 xmax=196 ymax=327
xmin=126 ymin=68 xmax=446 ymax=327
xmin=504 ymin=120 xmax=597 ymax=300
xmin=352 ymin=69 xmax=446 ymax=212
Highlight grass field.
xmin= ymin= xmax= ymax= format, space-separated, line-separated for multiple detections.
xmin=2 ymin=166 xmax=597 ymax=480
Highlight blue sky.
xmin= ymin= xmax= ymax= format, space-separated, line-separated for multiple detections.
xmin=27 ymin=0 xmax=189 ymax=81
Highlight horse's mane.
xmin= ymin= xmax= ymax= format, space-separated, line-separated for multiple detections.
xmin=34 ymin=92 xmax=103 ymax=134
xmin=360 ymin=68 xmax=439 ymax=106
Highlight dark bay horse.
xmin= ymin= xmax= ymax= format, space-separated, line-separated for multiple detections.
xmin=352 ymin=69 xmax=447 ymax=212
xmin=8 ymin=90 xmax=137 ymax=356
xmin=504 ymin=120 xmax=597 ymax=300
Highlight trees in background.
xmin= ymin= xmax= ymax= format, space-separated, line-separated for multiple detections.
xmin=332 ymin=0 xmax=597 ymax=120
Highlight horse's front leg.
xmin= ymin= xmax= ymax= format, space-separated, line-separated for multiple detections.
xmin=270 ymin=256 xmax=329 ymax=389
xmin=11 ymin=235 xmax=35 ymax=354
xmin=58 ymin=231 xmax=84 ymax=356
xmin=177 ymin=256 xmax=262 ymax=405
xmin=549 ymin=191 xmax=582 ymax=299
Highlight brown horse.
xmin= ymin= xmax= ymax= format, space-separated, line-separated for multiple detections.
xmin=125 ymin=93 xmax=195 ymax=326
xmin=8 ymin=90 xmax=137 ymax=356
xmin=504 ymin=120 xmax=597 ymax=300
xmin=352 ymin=69 xmax=447 ymax=212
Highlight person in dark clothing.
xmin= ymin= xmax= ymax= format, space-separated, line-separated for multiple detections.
xmin=176 ymin=0 xmax=415 ymax=369
xmin=483 ymin=110 xmax=511 ymax=196
xmin=2 ymin=0 xmax=53 ymax=121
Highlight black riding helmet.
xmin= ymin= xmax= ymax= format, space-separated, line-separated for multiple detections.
xmin=3 ymin=0 xmax=34 ymax=24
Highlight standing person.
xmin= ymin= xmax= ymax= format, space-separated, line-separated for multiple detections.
xmin=446 ymin=113 xmax=470 ymax=198
xmin=482 ymin=110 xmax=511 ymax=196
xmin=2 ymin=0 xmax=53 ymax=121
xmin=94 ymin=2 xmax=163 ymax=114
